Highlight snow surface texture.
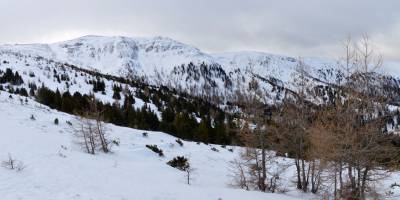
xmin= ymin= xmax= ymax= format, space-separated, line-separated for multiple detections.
xmin=0 ymin=92 xmax=311 ymax=200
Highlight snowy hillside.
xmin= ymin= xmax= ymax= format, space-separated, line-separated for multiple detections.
xmin=0 ymin=35 xmax=216 ymax=76
xmin=0 ymin=91 xmax=313 ymax=200
xmin=0 ymin=49 xmax=161 ymax=114
xmin=3 ymin=35 xmax=400 ymax=105
xmin=0 ymin=36 xmax=400 ymax=200
xmin=1 ymin=88 xmax=399 ymax=200
xmin=0 ymin=35 xmax=344 ymax=101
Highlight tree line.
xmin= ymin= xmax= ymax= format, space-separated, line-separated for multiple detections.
xmin=0 ymin=64 xmax=237 ymax=145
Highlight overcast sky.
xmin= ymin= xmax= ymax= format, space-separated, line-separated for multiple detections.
xmin=1 ymin=0 xmax=400 ymax=63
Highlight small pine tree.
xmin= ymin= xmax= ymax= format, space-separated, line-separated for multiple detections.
xmin=19 ymin=88 xmax=28 ymax=97
xmin=167 ymin=156 xmax=189 ymax=171
xmin=112 ymin=84 xmax=122 ymax=100
xmin=112 ymin=90 xmax=121 ymax=100
xmin=29 ymin=87 xmax=35 ymax=96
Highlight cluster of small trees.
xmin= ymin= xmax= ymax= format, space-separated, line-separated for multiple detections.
xmin=232 ymin=37 xmax=400 ymax=199
xmin=160 ymin=107 xmax=231 ymax=144
xmin=0 ymin=68 xmax=24 ymax=85
xmin=90 ymin=78 xmax=106 ymax=93
xmin=0 ymin=85 xmax=29 ymax=97
xmin=72 ymin=95 xmax=111 ymax=154
xmin=30 ymin=76 xmax=234 ymax=146
xmin=33 ymin=85 xmax=160 ymax=131
xmin=0 ymin=68 xmax=28 ymax=96
xmin=32 ymin=82 xmax=234 ymax=145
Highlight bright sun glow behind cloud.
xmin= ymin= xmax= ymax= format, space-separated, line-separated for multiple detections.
xmin=31 ymin=30 xmax=130 ymax=44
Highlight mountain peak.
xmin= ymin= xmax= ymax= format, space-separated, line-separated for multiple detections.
xmin=0 ymin=34 xmax=341 ymax=83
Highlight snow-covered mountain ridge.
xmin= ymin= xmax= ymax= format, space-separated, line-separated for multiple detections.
xmin=1 ymin=35 xmax=399 ymax=105
xmin=0 ymin=35 xmax=347 ymax=103
xmin=0 ymin=35 xmax=215 ymax=75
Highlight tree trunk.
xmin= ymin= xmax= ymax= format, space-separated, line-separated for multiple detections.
xmin=360 ymin=168 xmax=369 ymax=200
xmin=96 ymin=120 xmax=108 ymax=153
xmin=339 ymin=161 xmax=343 ymax=197
xmin=348 ymin=165 xmax=357 ymax=199
xmin=295 ymin=159 xmax=302 ymax=190
xmin=261 ymin=147 xmax=267 ymax=191
xmin=301 ymin=159 xmax=308 ymax=192
xmin=334 ymin=166 xmax=338 ymax=200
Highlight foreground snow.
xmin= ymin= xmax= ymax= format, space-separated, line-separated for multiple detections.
xmin=0 ymin=92 xmax=399 ymax=199
xmin=0 ymin=92 xmax=309 ymax=200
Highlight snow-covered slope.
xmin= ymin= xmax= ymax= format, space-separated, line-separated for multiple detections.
xmin=2 ymin=35 xmax=400 ymax=106
xmin=0 ymin=35 xmax=215 ymax=76
xmin=0 ymin=91 xmax=310 ymax=200
xmin=0 ymin=35 xmax=341 ymax=99
xmin=1 ymin=89 xmax=399 ymax=200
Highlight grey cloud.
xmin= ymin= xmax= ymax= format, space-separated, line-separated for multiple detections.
xmin=0 ymin=0 xmax=400 ymax=62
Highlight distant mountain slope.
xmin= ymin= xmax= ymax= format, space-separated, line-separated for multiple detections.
xmin=0 ymin=35 xmax=399 ymax=104
xmin=0 ymin=35 xmax=215 ymax=76
xmin=0 ymin=35 xmax=338 ymax=100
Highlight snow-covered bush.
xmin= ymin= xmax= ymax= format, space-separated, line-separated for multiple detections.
xmin=112 ymin=138 xmax=120 ymax=146
xmin=1 ymin=153 xmax=25 ymax=172
xmin=211 ymin=147 xmax=219 ymax=152
xmin=175 ymin=139 xmax=183 ymax=146
xmin=167 ymin=156 xmax=189 ymax=171
xmin=145 ymin=144 xmax=164 ymax=157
